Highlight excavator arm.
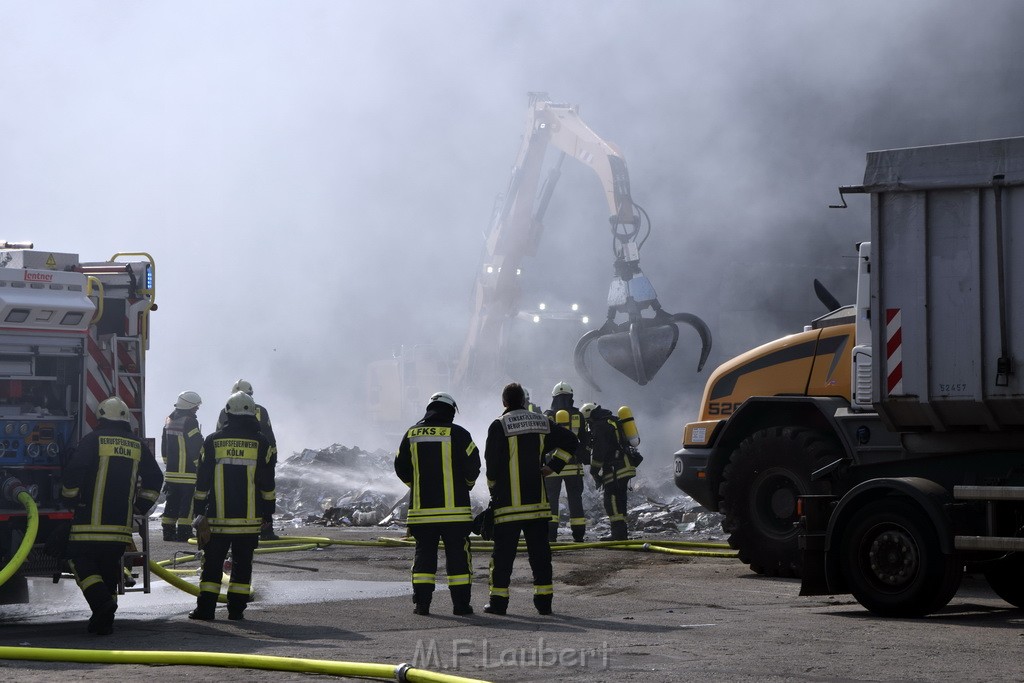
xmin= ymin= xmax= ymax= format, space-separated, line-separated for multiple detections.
xmin=453 ymin=93 xmax=711 ymax=393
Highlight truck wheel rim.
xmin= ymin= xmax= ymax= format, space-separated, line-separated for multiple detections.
xmin=865 ymin=526 xmax=919 ymax=589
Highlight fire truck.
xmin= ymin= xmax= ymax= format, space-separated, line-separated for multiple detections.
xmin=0 ymin=243 xmax=155 ymax=603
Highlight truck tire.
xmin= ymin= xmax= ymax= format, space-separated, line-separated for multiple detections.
xmin=982 ymin=555 xmax=1024 ymax=609
xmin=718 ymin=427 xmax=835 ymax=577
xmin=839 ymin=498 xmax=963 ymax=617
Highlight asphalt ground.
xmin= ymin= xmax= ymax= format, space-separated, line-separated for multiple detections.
xmin=1 ymin=525 xmax=1023 ymax=682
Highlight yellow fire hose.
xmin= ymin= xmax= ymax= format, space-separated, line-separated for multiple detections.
xmin=0 ymin=645 xmax=492 ymax=683
xmin=0 ymin=490 xmax=39 ymax=588
xmin=233 ymin=534 xmax=737 ymax=558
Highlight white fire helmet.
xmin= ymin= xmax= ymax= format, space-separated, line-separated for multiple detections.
xmin=580 ymin=402 xmax=598 ymax=419
xmin=98 ymin=396 xmax=130 ymax=422
xmin=551 ymin=381 xmax=573 ymax=397
xmin=225 ymin=391 xmax=256 ymax=416
xmin=429 ymin=391 xmax=458 ymax=412
xmin=231 ymin=379 xmax=254 ymax=396
xmin=175 ymin=391 xmax=202 ymax=410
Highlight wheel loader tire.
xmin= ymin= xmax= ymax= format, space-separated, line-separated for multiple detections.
xmin=718 ymin=427 xmax=835 ymax=578
xmin=839 ymin=497 xmax=963 ymax=617
xmin=982 ymin=554 xmax=1024 ymax=609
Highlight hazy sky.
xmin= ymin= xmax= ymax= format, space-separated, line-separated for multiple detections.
xmin=2 ymin=2 xmax=1023 ymax=464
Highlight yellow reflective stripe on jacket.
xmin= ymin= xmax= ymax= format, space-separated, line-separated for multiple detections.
xmin=407 ymin=507 xmax=473 ymax=524
xmin=494 ymin=502 xmax=550 ymax=524
xmin=164 ymin=472 xmax=197 ymax=484
xmin=550 ymin=464 xmax=583 ymax=477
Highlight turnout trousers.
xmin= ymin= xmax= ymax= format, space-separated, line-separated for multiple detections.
xmin=544 ymin=474 xmax=586 ymax=541
xmin=603 ymin=479 xmax=630 ymax=540
xmin=67 ymin=541 xmax=126 ymax=633
xmin=409 ymin=522 xmax=473 ymax=610
xmin=196 ymin=533 xmax=259 ymax=617
xmin=488 ymin=518 xmax=553 ymax=610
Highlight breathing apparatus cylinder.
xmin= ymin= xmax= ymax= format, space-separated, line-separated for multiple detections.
xmin=617 ymin=406 xmax=640 ymax=446
xmin=555 ymin=409 xmax=570 ymax=427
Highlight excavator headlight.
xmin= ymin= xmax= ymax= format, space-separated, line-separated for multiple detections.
xmin=581 ymin=316 xmax=589 ymax=324
xmin=532 ymin=315 xmax=541 ymax=324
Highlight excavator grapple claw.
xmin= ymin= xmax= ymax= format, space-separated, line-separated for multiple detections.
xmin=575 ymin=310 xmax=712 ymax=392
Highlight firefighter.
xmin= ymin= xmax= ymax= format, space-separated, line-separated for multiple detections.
xmin=394 ymin=391 xmax=480 ymax=616
xmin=60 ymin=396 xmax=163 ymax=635
xmin=216 ymin=379 xmax=279 ymax=540
xmin=483 ymin=382 xmax=578 ymax=616
xmin=583 ymin=403 xmax=638 ymax=541
xmin=190 ymin=391 xmax=276 ymax=621
xmin=160 ymin=391 xmax=204 ymax=542
xmin=543 ymin=381 xmax=589 ymax=542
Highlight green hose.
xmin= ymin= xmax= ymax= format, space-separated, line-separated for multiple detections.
xmin=0 ymin=491 xmax=39 ymax=588
xmin=0 ymin=645 xmax=492 ymax=683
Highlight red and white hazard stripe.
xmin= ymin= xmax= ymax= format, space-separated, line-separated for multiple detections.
xmin=885 ymin=308 xmax=903 ymax=395
xmin=84 ymin=329 xmax=141 ymax=432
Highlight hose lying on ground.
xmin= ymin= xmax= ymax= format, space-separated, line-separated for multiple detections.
xmin=0 ymin=645 xmax=492 ymax=683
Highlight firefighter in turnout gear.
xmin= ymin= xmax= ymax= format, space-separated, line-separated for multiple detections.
xmin=394 ymin=391 xmax=481 ymax=616
xmin=216 ymin=379 xmax=278 ymax=540
xmin=190 ymin=391 xmax=276 ymax=621
xmin=483 ymin=382 xmax=578 ymax=616
xmin=544 ymin=381 xmax=589 ymax=542
xmin=584 ymin=404 xmax=639 ymax=541
xmin=60 ymin=396 xmax=163 ymax=635
xmin=160 ymin=391 xmax=204 ymax=542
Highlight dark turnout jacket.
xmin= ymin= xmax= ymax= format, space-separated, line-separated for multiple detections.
xmin=587 ymin=406 xmax=637 ymax=485
xmin=161 ymin=408 xmax=204 ymax=485
xmin=394 ymin=405 xmax=480 ymax=525
xmin=194 ymin=415 xmax=276 ymax=535
xmin=61 ymin=419 xmax=163 ymax=545
xmin=485 ymin=408 xmax=579 ymax=524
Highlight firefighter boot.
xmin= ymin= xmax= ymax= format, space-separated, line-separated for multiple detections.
xmin=84 ymin=583 xmax=116 ymax=635
xmin=176 ymin=525 xmax=195 ymax=542
xmin=189 ymin=591 xmax=217 ymax=621
xmin=610 ymin=520 xmax=629 ymax=541
xmin=548 ymin=521 xmax=558 ymax=543
xmin=260 ymin=521 xmax=280 ymax=542
xmin=533 ymin=593 xmax=553 ymax=616
xmin=483 ymin=595 xmax=508 ymax=615
xmin=571 ymin=524 xmax=586 ymax=543
xmin=227 ymin=593 xmax=247 ymax=621
xmin=451 ymin=584 xmax=473 ymax=616
xmin=413 ymin=583 xmax=432 ymax=616
xmin=162 ymin=524 xmax=176 ymax=542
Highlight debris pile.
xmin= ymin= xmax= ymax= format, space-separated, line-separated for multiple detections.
xmin=274 ymin=444 xmax=408 ymax=528
xmin=273 ymin=444 xmax=723 ymax=538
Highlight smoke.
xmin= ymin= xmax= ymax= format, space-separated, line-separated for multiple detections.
xmin=2 ymin=2 xmax=1023 ymax=467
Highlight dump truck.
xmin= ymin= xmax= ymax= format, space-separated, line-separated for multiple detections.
xmin=675 ymin=137 xmax=1023 ymax=616
xmin=0 ymin=244 xmax=156 ymax=603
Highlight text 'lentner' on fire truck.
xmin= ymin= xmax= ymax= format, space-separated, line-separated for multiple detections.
xmin=0 ymin=243 xmax=155 ymax=604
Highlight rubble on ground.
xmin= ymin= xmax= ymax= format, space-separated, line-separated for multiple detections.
xmin=272 ymin=443 xmax=724 ymax=538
